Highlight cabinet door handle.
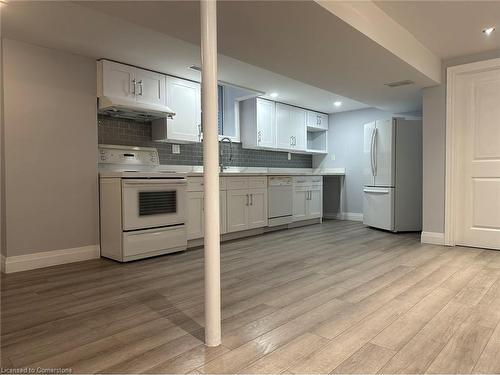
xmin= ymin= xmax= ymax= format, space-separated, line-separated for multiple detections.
xmin=246 ymin=194 xmax=249 ymax=206
xmin=257 ymin=131 xmax=262 ymax=143
xmin=138 ymin=80 xmax=143 ymax=96
xmin=131 ymin=79 xmax=136 ymax=95
xmin=250 ymin=194 xmax=253 ymax=206
xmin=198 ymin=124 xmax=202 ymax=141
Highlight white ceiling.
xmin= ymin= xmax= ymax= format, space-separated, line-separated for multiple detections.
xmin=2 ymin=1 xmax=446 ymax=113
xmin=375 ymin=1 xmax=500 ymax=60
xmin=77 ymin=1 xmax=438 ymax=113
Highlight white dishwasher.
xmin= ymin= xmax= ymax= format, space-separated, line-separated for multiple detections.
xmin=268 ymin=176 xmax=293 ymax=226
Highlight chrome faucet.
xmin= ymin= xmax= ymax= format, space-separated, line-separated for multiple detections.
xmin=219 ymin=137 xmax=233 ymax=172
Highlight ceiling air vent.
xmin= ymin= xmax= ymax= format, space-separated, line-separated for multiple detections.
xmin=189 ymin=65 xmax=202 ymax=72
xmin=384 ymin=80 xmax=414 ymax=88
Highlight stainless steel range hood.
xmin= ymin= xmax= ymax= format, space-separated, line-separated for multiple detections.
xmin=98 ymin=96 xmax=175 ymax=122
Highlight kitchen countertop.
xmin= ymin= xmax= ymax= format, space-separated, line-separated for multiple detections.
xmin=155 ymin=165 xmax=345 ymax=176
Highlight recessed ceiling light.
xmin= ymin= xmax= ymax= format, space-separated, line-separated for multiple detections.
xmin=334 ymin=101 xmax=342 ymax=107
xmin=483 ymin=27 xmax=495 ymax=35
xmin=269 ymin=92 xmax=279 ymax=98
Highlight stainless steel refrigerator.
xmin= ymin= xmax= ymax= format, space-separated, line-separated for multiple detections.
xmin=363 ymin=118 xmax=422 ymax=232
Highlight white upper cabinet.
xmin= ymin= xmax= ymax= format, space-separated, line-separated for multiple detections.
xmin=134 ymin=68 xmax=166 ymax=106
xmin=306 ymin=111 xmax=328 ymax=131
xmin=240 ymin=98 xmax=276 ymax=149
xmin=276 ymin=103 xmax=294 ymax=150
xmin=100 ymin=60 xmax=136 ymax=100
xmin=98 ymin=60 xmax=166 ymax=106
xmin=276 ymin=103 xmax=307 ymax=151
xmin=152 ymin=77 xmax=202 ymax=143
xmin=291 ymin=106 xmax=307 ymax=151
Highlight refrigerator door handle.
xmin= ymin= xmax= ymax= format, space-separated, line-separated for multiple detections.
xmin=370 ymin=128 xmax=376 ymax=176
xmin=364 ymin=188 xmax=390 ymax=194
xmin=373 ymin=128 xmax=378 ymax=176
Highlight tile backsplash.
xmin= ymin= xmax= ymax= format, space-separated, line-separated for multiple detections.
xmin=98 ymin=115 xmax=312 ymax=168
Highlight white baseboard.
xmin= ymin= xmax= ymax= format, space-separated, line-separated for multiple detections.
xmin=421 ymin=231 xmax=445 ymax=245
xmin=324 ymin=212 xmax=364 ymax=222
xmin=1 ymin=245 xmax=100 ymax=273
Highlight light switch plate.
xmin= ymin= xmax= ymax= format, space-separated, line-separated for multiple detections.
xmin=288 ymin=152 xmax=291 ymax=160
xmin=172 ymin=144 xmax=180 ymax=154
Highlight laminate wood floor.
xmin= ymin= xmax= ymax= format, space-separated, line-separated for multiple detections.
xmin=2 ymin=220 xmax=500 ymax=374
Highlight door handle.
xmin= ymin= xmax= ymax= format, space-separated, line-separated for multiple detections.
xmin=250 ymin=194 xmax=253 ymax=206
xmin=258 ymin=131 xmax=262 ymax=143
xmin=246 ymin=194 xmax=249 ymax=206
xmin=138 ymin=80 xmax=143 ymax=96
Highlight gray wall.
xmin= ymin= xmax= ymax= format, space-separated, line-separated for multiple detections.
xmin=421 ymin=49 xmax=500 ymax=234
xmin=422 ymin=85 xmax=446 ymax=233
xmin=0 ymin=14 xmax=5 ymax=257
xmin=99 ymin=115 xmax=312 ymax=168
xmin=313 ymin=108 xmax=395 ymax=215
xmin=3 ymin=39 xmax=99 ymax=257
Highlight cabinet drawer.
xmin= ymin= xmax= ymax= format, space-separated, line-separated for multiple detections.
xmin=248 ymin=176 xmax=267 ymax=189
xmin=123 ymin=226 xmax=187 ymax=257
xmin=293 ymin=176 xmax=309 ymax=186
xmin=226 ymin=177 xmax=249 ymax=190
xmin=187 ymin=177 xmax=204 ymax=192
xmin=310 ymin=176 xmax=323 ymax=186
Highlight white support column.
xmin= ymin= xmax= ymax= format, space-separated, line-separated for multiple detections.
xmin=200 ymin=0 xmax=221 ymax=347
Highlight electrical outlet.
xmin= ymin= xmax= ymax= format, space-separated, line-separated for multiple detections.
xmin=331 ymin=154 xmax=336 ymax=161
xmin=172 ymin=144 xmax=180 ymax=154
xmin=288 ymin=152 xmax=291 ymax=160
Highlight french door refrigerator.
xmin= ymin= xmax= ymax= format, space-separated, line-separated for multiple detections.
xmin=363 ymin=118 xmax=422 ymax=232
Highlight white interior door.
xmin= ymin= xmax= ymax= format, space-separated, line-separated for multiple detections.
xmin=454 ymin=64 xmax=500 ymax=250
xmin=374 ymin=119 xmax=395 ymax=187
xmin=363 ymin=122 xmax=376 ymax=186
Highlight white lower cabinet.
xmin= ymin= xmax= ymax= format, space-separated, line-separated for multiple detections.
xmin=293 ymin=176 xmax=323 ymax=221
xmin=227 ymin=177 xmax=268 ymax=233
xmin=186 ymin=176 xmax=266 ymax=239
xmin=293 ymin=186 xmax=308 ymax=221
xmin=227 ymin=189 xmax=249 ymax=233
xmin=187 ymin=191 xmax=204 ymax=240
xmin=247 ymin=188 xmax=268 ymax=229
xmin=186 ymin=180 xmax=227 ymax=240
xmin=308 ymin=186 xmax=322 ymax=219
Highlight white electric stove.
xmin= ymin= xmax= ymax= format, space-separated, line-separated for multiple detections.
xmin=98 ymin=144 xmax=188 ymax=262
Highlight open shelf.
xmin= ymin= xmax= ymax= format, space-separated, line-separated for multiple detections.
xmin=306 ymin=129 xmax=327 ymax=154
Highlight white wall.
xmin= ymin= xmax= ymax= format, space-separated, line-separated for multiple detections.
xmin=3 ymin=39 xmax=99 ymax=257
xmin=421 ymin=49 xmax=500 ymax=234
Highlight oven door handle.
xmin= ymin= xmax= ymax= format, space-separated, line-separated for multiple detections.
xmin=122 ymin=180 xmax=186 ymax=187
